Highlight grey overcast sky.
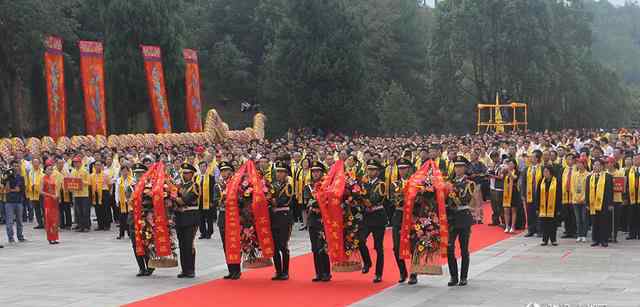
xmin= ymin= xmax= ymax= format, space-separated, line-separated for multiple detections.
xmin=423 ymin=0 xmax=627 ymax=7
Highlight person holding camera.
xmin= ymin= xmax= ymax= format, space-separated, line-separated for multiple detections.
xmin=4 ymin=160 xmax=27 ymax=243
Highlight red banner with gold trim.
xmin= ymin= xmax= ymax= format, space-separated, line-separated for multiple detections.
xmin=141 ymin=45 xmax=172 ymax=133
xmin=183 ymin=49 xmax=203 ymax=132
xmin=44 ymin=36 xmax=67 ymax=138
xmin=152 ymin=162 xmax=171 ymax=257
xmin=79 ymin=41 xmax=107 ymax=135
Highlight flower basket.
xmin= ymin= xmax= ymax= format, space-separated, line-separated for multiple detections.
xmin=243 ymin=257 xmax=272 ymax=269
xmin=411 ymin=249 xmax=443 ymax=275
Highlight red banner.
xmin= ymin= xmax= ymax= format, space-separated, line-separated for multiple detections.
xmin=317 ymin=160 xmax=347 ymax=263
xmin=141 ymin=45 xmax=172 ymax=133
xmin=44 ymin=36 xmax=67 ymax=138
xmin=246 ymin=160 xmax=274 ymax=258
xmin=224 ymin=163 xmax=248 ymax=264
xmin=183 ymin=49 xmax=203 ymax=132
xmin=79 ymin=41 xmax=107 ymax=135
xmin=132 ymin=165 xmax=154 ymax=256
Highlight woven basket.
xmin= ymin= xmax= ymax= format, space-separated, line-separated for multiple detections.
xmin=148 ymin=257 xmax=178 ymax=268
xmin=411 ymin=263 xmax=443 ymax=275
xmin=332 ymin=260 xmax=363 ymax=273
xmin=243 ymin=257 xmax=273 ymax=269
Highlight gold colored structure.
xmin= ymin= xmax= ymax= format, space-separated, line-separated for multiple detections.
xmin=476 ymin=102 xmax=528 ymax=133
xmin=0 ymin=109 xmax=266 ymax=159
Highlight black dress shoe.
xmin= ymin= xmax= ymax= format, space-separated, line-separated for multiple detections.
xmin=223 ymin=274 xmax=233 ymax=279
xmin=551 ymin=242 xmax=558 ymax=246
xmin=230 ymin=273 xmax=241 ymax=280
xmin=524 ymin=233 xmax=534 ymax=238
xmin=591 ymin=242 xmax=600 ymax=247
xmin=136 ymin=270 xmax=146 ymax=277
xmin=602 ymin=242 xmax=608 ymax=247
xmin=373 ymin=275 xmax=382 ymax=283
xmin=361 ymin=265 xmax=370 ymax=274
xmin=398 ymin=274 xmax=407 ymax=283
xmin=447 ymin=279 xmax=459 ymax=287
xmin=145 ymin=268 xmax=155 ymax=276
xmin=280 ymin=274 xmax=289 ymax=280
xmin=312 ymin=276 xmax=322 ymax=282
xmin=407 ymin=274 xmax=418 ymax=285
xmin=198 ymin=236 xmax=206 ymax=239
xmin=458 ymin=279 xmax=468 ymax=286
xmin=178 ymin=272 xmax=195 ymax=278
xmin=271 ymin=274 xmax=283 ymax=281
xmin=540 ymin=242 xmax=548 ymax=246
xmin=321 ymin=274 xmax=331 ymax=282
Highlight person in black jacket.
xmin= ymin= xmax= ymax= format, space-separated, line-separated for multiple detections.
xmin=390 ymin=158 xmax=412 ymax=284
xmin=359 ymin=159 xmax=388 ymax=283
xmin=270 ymin=161 xmax=294 ymax=281
xmin=585 ymin=158 xmax=614 ymax=247
xmin=175 ymin=163 xmax=201 ymax=278
xmin=446 ymin=156 xmax=476 ymax=287
xmin=304 ymin=161 xmax=331 ymax=282
xmin=536 ymin=165 xmax=562 ymax=246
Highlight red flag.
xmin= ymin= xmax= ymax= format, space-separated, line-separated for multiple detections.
xmin=141 ymin=45 xmax=172 ymax=133
xmin=44 ymin=36 xmax=67 ymax=138
xmin=183 ymin=49 xmax=203 ymax=132
xmin=79 ymin=41 xmax=107 ymax=135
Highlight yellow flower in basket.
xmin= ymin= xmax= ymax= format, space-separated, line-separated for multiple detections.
xmin=418 ymin=245 xmax=425 ymax=252
xmin=346 ymin=251 xmax=351 ymax=256
xmin=354 ymin=239 xmax=360 ymax=245
xmin=414 ymin=224 xmax=421 ymax=231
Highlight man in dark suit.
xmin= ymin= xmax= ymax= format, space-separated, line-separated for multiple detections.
xmin=359 ymin=159 xmax=388 ymax=283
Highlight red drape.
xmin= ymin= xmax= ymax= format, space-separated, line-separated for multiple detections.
xmin=246 ymin=160 xmax=275 ymax=258
xmin=183 ymin=49 xmax=203 ymax=132
xmin=141 ymin=45 xmax=172 ymax=133
xmin=317 ymin=160 xmax=347 ymax=263
xmin=224 ymin=163 xmax=248 ymax=264
xmin=133 ymin=165 xmax=154 ymax=256
xmin=152 ymin=163 xmax=171 ymax=257
xmin=44 ymin=36 xmax=67 ymax=138
xmin=78 ymin=40 xmax=107 ymax=135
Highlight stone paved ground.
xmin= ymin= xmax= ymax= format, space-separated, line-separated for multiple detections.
xmin=2 ymin=220 xmax=640 ymax=307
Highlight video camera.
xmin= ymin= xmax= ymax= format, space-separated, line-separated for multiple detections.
xmin=1 ymin=168 xmax=15 ymax=185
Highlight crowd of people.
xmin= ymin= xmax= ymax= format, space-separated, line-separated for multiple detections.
xmin=0 ymin=128 xmax=637 ymax=286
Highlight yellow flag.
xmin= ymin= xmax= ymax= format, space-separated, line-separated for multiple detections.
xmin=495 ymin=92 xmax=504 ymax=133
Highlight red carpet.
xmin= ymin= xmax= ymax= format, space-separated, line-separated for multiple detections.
xmin=126 ymin=204 xmax=512 ymax=307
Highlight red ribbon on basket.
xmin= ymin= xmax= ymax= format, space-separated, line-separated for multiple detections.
xmin=246 ymin=160 xmax=275 ymax=258
xmin=317 ymin=160 xmax=347 ymax=263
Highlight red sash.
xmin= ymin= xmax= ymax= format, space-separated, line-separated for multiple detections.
xmin=246 ymin=160 xmax=274 ymax=258
xmin=152 ymin=163 xmax=171 ymax=257
xmin=132 ymin=164 xmax=154 ymax=256
xmin=224 ymin=163 xmax=247 ymax=264
xmin=317 ymin=160 xmax=347 ymax=262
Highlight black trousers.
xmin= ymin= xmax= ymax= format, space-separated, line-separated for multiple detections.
xmin=391 ymin=224 xmax=407 ymax=278
xmin=629 ymin=206 xmax=640 ymax=238
xmin=94 ymin=203 xmax=111 ymax=230
xmin=59 ymin=202 xmax=72 ymax=227
xmin=75 ymin=197 xmax=91 ymax=230
xmin=272 ymin=225 xmax=292 ymax=275
xmin=219 ymin=224 xmax=241 ymax=275
xmin=612 ymin=203 xmax=622 ymax=241
xmin=293 ymin=201 xmax=303 ymax=223
xmin=540 ymin=217 xmax=557 ymax=243
xmin=199 ymin=208 xmax=215 ymax=238
xmin=526 ymin=202 xmax=538 ymax=234
xmin=620 ymin=205 xmax=629 ymax=232
xmin=447 ymin=226 xmax=471 ymax=281
xmin=515 ymin=205 xmax=526 ymax=229
xmin=359 ymin=225 xmax=385 ymax=277
xmin=129 ymin=224 xmax=149 ymax=272
xmin=33 ymin=199 xmax=44 ymax=227
xmin=592 ymin=210 xmax=611 ymax=244
xmin=562 ymin=204 xmax=576 ymax=236
xmin=309 ymin=226 xmax=330 ymax=278
xmin=177 ymin=225 xmax=198 ymax=274
xmin=119 ymin=211 xmax=130 ymax=238
xmin=490 ymin=190 xmax=504 ymax=225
